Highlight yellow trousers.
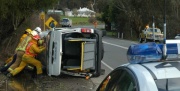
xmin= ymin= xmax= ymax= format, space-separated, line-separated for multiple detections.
xmin=11 ymin=55 xmax=42 ymax=76
xmin=8 ymin=51 xmax=24 ymax=72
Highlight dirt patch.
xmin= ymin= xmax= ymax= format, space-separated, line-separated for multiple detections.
xmin=36 ymin=75 xmax=96 ymax=91
xmin=0 ymin=72 xmax=96 ymax=91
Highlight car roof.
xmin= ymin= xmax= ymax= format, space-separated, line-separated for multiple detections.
xmin=141 ymin=61 xmax=180 ymax=79
xmin=123 ymin=62 xmax=180 ymax=91
xmin=126 ymin=63 xmax=158 ymax=91
xmin=127 ymin=61 xmax=180 ymax=80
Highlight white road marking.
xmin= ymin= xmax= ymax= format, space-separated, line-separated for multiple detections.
xmin=103 ymin=41 xmax=128 ymax=49
xmin=101 ymin=61 xmax=114 ymax=70
xmin=102 ymin=41 xmax=130 ymax=70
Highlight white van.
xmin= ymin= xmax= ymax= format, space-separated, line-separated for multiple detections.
xmin=61 ymin=18 xmax=72 ymax=27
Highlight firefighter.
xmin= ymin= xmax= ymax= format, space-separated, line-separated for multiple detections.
xmin=0 ymin=29 xmax=32 ymax=73
xmin=5 ymin=29 xmax=32 ymax=64
xmin=34 ymin=27 xmax=42 ymax=37
xmin=7 ymin=33 xmax=45 ymax=77
xmin=6 ymin=29 xmax=34 ymax=73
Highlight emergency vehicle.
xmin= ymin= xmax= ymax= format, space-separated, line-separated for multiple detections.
xmin=139 ymin=26 xmax=163 ymax=43
xmin=97 ymin=40 xmax=180 ymax=91
xmin=38 ymin=28 xmax=105 ymax=78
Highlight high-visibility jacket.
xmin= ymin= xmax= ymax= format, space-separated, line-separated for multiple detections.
xmin=24 ymin=39 xmax=45 ymax=57
xmin=15 ymin=36 xmax=32 ymax=52
xmin=15 ymin=34 xmax=27 ymax=50
xmin=20 ymin=34 xmax=28 ymax=43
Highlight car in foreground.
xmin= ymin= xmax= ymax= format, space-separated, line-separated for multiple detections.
xmin=97 ymin=40 xmax=180 ymax=91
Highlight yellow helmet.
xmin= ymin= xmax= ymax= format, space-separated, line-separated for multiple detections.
xmin=25 ymin=29 xmax=32 ymax=34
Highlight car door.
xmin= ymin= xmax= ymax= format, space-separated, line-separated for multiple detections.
xmin=97 ymin=67 xmax=139 ymax=91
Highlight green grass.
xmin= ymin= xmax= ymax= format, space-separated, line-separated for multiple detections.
xmin=106 ymin=31 xmax=117 ymax=36
xmin=60 ymin=15 xmax=90 ymax=25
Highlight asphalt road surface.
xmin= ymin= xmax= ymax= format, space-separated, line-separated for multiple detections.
xmin=91 ymin=36 xmax=138 ymax=89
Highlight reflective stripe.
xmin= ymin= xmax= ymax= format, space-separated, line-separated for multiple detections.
xmin=8 ymin=68 xmax=13 ymax=71
xmin=25 ymin=42 xmax=37 ymax=57
xmin=16 ymin=36 xmax=31 ymax=51
xmin=37 ymin=68 xmax=42 ymax=70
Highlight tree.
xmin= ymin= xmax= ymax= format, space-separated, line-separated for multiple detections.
xmin=72 ymin=8 xmax=78 ymax=16
xmin=0 ymin=0 xmax=59 ymax=42
xmin=96 ymin=0 xmax=180 ymax=39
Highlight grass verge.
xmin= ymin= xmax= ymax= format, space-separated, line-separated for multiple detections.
xmin=60 ymin=15 xmax=90 ymax=25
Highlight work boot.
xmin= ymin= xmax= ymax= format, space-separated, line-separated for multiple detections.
xmin=34 ymin=74 xmax=44 ymax=86
xmin=36 ymin=74 xmax=44 ymax=79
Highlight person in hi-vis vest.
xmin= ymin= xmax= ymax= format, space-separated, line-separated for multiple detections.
xmin=0 ymin=29 xmax=32 ymax=73
xmin=8 ymin=33 xmax=45 ymax=77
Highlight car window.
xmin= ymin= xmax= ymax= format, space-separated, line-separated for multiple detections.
xmin=148 ymin=29 xmax=161 ymax=33
xmin=62 ymin=19 xmax=69 ymax=22
xmin=114 ymin=70 xmax=136 ymax=91
xmin=97 ymin=68 xmax=137 ymax=91
xmin=155 ymin=78 xmax=180 ymax=91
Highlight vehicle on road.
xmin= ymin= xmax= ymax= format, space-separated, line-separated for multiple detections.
xmin=61 ymin=18 xmax=72 ymax=27
xmin=97 ymin=40 xmax=180 ymax=91
xmin=139 ymin=26 xmax=163 ymax=43
xmin=38 ymin=27 xmax=105 ymax=78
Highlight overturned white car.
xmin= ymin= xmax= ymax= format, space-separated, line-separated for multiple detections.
xmin=38 ymin=28 xmax=105 ymax=78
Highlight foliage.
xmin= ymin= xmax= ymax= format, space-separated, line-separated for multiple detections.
xmin=88 ymin=17 xmax=96 ymax=23
xmin=0 ymin=0 xmax=59 ymax=42
xmin=60 ymin=15 xmax=90 ymax=25
xmin=72 ymin=8 xmax=78 ymax=16
xmin=97 ymin=0 xmax=180 ymax=39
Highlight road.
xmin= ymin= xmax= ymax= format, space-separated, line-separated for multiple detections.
xmin=91 ymin=36 xmax=138 ymax=89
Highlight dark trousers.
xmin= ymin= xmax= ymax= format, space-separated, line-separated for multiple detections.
xmin=0 ymin=54 xmax=17 ymax=72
